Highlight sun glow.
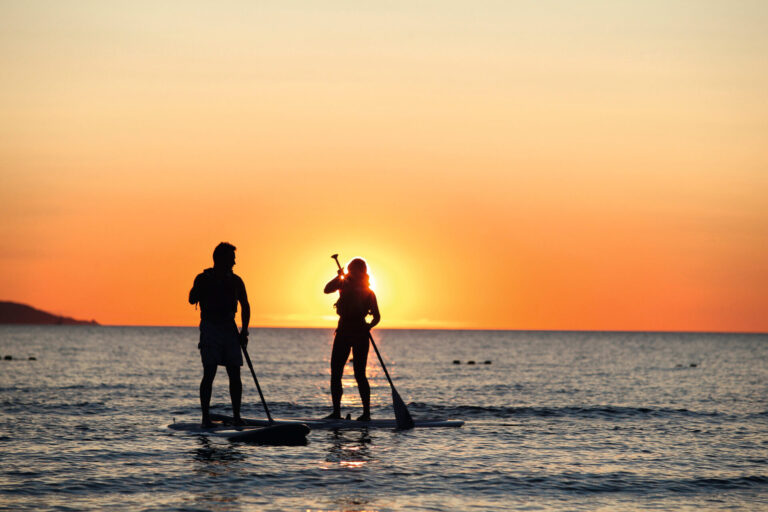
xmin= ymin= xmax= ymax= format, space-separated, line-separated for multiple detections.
xmin=2 ymin=3 xmax=767 ymax=331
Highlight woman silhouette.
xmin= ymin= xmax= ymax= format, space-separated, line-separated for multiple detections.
xmin=324 ymin=257 xmax=380 ymax=420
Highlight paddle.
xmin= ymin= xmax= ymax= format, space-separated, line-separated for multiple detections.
xmin=368 ymin=332 xmax=415 ymax=429
xmin=332 ymin=254 xmax=415 ymax=429
xmin=242 ymin=345 xmax=274 ymax=423
xmin=235 ymin=345 xmax=311 ymax=444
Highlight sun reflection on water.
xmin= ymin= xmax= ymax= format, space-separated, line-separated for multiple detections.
xmin=320 ymin=430 xmax=374 ymax=472
xmin=338 ymin=461 xmax=366 ymax=469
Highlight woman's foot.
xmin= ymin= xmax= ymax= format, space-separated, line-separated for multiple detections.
xmin=323 ymin=411 xmax=342 ymax=420
xmin=356 ymin=411 xmax=371 ymax=422
xmin=231 ymin=416 xmax=245 ymax=426
xmin=201 ymin=418 xmax=215 ymax=428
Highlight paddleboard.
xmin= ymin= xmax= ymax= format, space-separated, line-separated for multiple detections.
xmin=167 ymin=418 xmax=310 ymax=444
xmin=202 ymin=413 xmax=463 ymax=429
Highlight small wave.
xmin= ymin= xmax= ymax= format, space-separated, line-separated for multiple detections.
xmin=0 ymin=383 xmax=133 ymax=393
xmin=688 ymin=475 xmax=768 ymax=489
xmin=406 ymin=403 xmax=724 ymax=420
xmin=410 ymin=471 xmax=768 ymax=494
xmin=1 ymin=399 xmax=115 ymax=415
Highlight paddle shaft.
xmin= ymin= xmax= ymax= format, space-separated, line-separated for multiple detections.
xmin=242 ymin=346 xmax=274 ymax=424
xmin=368 ymin=333 xmax=395 ymax=389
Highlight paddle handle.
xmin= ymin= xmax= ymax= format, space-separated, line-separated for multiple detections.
xmin=332 ymin=254 xmax=344 ymax=276
xmin=242 ymin=346 xmax=274 ymax=424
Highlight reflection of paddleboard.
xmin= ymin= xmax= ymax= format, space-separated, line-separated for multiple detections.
xmin=168 ymin=418 xmax=310 ymax=444
xmin=198 ymin=413 xmax=462 ymax=429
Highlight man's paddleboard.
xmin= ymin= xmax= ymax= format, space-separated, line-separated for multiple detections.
xmin=167 ymin=418 xmax=310 ymax=444
xmin=201 ymin=413 xmax=463 ymax=429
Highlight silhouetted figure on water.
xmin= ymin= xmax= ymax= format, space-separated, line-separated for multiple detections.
xmin=324 ymin=257 xmax=380 ymax=421
xmin=189 ymin=242 xmax=250 ymax=427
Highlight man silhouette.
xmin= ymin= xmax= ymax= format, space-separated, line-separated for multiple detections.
xmin=189 ymin=242 xmax=250 ymax=427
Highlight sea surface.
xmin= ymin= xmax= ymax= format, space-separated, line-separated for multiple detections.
xmin=1 ymin=326 xmax=766 ymax=511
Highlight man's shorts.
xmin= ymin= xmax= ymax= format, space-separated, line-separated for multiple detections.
xmin=198 ymin=321 xmax=243 ymax=367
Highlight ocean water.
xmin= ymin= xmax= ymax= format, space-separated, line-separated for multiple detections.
xmin=0 ymin=326 xmax=766 ymax=511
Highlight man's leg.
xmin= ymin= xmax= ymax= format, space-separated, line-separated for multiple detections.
xmin=200 ymin=364 xmax=218 ymax=427
xmin=327 ymin=340 xmax=351 ymax=419
xmin=225 ymin=364 xmax=242 ymax=423
xmin=352 ymin=339 xmax=371 ymax=421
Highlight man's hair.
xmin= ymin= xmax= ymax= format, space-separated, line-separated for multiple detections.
xmin=213 ymin=242 xmax=236 ymax=267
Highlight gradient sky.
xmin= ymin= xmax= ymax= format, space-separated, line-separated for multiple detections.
xmin=1 ymin=1 xmax=767 ymax=331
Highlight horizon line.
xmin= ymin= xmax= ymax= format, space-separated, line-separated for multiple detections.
xmin=15 ymin=323 xmax=766 ymax=335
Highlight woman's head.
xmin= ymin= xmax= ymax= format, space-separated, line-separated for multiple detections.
xmin=347 ymin=258 xmax=367 ymax=276
xmin=346 ymin=258 xmax=369 ymax=287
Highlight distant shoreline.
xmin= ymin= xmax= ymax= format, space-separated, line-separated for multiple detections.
xmin=0 ymin=301 xmax=98 ymax=326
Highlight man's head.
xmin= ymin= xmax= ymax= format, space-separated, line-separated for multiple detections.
xmin=213 ymin=242 xmax=237 ymax=270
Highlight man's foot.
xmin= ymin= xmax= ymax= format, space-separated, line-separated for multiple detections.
xmin=231 ymin=416 xmax=245 ymax=426
xmin=356 ymin=412 xmax=371 ymax=422
xmin=201 ymin=418 xmax=215 ymax=428
xmin=323 ymin=411 xmax=342 ymax=420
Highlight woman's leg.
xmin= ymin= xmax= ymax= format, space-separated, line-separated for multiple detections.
xmin=328 ymin=337 xmax=351 ymax=419
xmin=352 ymin=337 xmax=371 ymax=421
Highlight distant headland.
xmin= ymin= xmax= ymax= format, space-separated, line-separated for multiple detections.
xmin=0 ymin=301 xmax=98 ymax=325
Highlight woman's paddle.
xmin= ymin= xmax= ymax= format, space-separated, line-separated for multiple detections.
xmin=332 ymin=254 xmax=415 ymax=429
xmin=368 ymin=332 xmax=415 ymax=429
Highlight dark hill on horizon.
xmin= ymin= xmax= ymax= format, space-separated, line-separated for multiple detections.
xmin=0 ymin=301 xmax=98 ymax=325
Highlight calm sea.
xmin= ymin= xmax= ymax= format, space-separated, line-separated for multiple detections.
xmin=1 ymin=326 xmax=766 ymax=511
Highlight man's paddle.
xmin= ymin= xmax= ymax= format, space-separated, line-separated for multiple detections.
xmin=332 ymin=254 xmax=415 ymax=429
xmin=238 ymin=345 xmax=310 ymax=444
xmin=242 ymin=345 xmax=274 ymax=423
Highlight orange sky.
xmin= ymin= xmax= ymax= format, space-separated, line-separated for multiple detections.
xmin=1 ymin=2 xmax=767 ymax=331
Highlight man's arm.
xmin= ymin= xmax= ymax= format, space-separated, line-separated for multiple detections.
xmin=324 ymin=275 xmax=343 ymax=294
xmin=189 ymin=274 xmax=203 ymax=305
xmin=367 ymin=292 xmax=381 ymax=330
xmin=238 ymin=278 xmax=251 ymax=346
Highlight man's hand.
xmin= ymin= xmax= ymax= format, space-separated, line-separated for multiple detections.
xmin=239 ymin=331 xmax=249 ymax=348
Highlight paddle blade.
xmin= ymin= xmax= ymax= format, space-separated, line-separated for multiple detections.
xmin=391 ymin=389 xmax=415 ymax=430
